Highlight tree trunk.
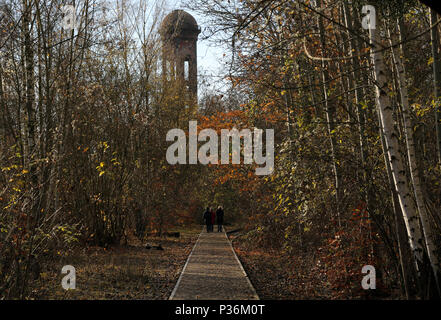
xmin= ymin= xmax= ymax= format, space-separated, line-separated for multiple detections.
xmin=390 ymin=20 xmax=441 ymax=296
xmin=317 ymin=0 xmax=341 ymax=226
xmin=369 ymin=15 xmax=425 ymax=290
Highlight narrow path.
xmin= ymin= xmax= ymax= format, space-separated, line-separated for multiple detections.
xmin=169 ymin=227 xmax=259 ymax=300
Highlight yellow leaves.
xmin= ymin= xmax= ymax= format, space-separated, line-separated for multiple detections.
xmin=2 ymin=164 xmax=18 ymax=172
xmin=96 ymin=162 xmax=106 ymax=176
xmin=111 ymin=158 xmax=121 ymax=166
xmin=99 ymin=141 xmax=109 ymax=151
xmin=428 ymin=57 xmax=434 ymax=66
xmin=281 ymin=90 xmax=287 ymax=96
xmin=414 ymin=103 xmax=431 ymax=117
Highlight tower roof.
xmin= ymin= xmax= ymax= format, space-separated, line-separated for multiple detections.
xmin=160 ymin=10 xmax=200 ymax=38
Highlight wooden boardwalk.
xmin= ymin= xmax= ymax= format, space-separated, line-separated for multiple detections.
xmin=169 ymin=227 xmax=259 ymax=300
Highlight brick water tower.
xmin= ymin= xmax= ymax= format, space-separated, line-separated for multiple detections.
xmin=160 ymin=10 xmax=201 ymax=100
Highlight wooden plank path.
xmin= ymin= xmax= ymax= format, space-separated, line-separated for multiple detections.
xmin=169 ymin=227 xmax=259 ymax=300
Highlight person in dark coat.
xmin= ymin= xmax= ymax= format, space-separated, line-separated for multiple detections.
xmin=216 ymin=206 xmax=224 ymax=232
xmin=210 ymin=207 xmax=216 ymax=232
xmin=203 ymin=207 xmax=212 ymax=232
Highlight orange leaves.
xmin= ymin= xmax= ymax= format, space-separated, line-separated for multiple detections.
xmin=314 ymin=202 xmax=380 ymax=299
xmin=198 ymin=110 xmax=250 ymax=132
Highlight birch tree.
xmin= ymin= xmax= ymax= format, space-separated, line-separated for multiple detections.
xmin=389 ymin=19 xmax=441 ymax=295
xmin=368 ymin=11 xmax=425 ymax=284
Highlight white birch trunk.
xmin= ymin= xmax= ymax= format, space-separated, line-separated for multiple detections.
xmin=389 ymin=23 xmax=441 ymax=293
xmin=369 ymin=18 xmax=425 ymax=278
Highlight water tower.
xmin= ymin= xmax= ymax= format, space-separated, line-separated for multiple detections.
xmin=160 ymin=10 xmax=201 ymax=100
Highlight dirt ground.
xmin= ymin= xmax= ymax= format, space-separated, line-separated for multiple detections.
xmin=29 ymin=226 xmax=201 ymax=300
xmin=230 ymin=234 xmax=331 ymax=300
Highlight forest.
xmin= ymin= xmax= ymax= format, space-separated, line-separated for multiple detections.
xmin=0 ymin=0 xmax=441 ymax=300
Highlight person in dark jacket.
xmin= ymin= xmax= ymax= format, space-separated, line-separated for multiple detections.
xmin=216 ymin=206 xmax=224 ymax=232
xmin=203 ymin=207 xmax=212 ymax=232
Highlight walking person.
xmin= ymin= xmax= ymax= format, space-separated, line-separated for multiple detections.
xmin=216 ymin=206 xmax=224 ymax=232
xmin=203 ymin=207 xmax=211 ymax=232
xmin=210 ymin=207 xmax=216 ymax=232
